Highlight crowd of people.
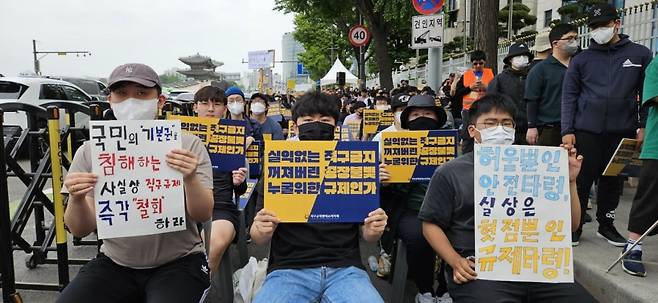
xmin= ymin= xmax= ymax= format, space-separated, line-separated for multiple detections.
xmin=53 ymin=3 xmax=656 ymax=303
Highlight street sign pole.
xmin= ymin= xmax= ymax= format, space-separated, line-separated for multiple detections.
xmin=427 ymin=46 xmax=442 ymax=92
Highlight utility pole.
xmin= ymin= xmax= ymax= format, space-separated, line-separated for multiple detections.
xmin=507 ymin=0 xmax=513 ymax=40
xmin=358 ymin=13 xmax=366 ymax=90
xmin=32 ymin=39 xmax=91 ymax=75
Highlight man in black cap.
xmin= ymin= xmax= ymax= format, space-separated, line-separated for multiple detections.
xmin=381 ymin=94 xmax=448 ymax=302
xmin=562 ymin=3 xmax=652 ymax=246
xmin=487 ymin=42 xmax=534 ymax=144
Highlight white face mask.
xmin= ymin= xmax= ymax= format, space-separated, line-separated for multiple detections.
xmin=591 ymin=26 xmax=615 ymax=45
xmin=375 ymin=105 xmax=390 ymax=111
xmin=561 ymin=40 xmax=579 ymax=55
xmin=511 ymin=56 xmax=529 ymax=69
xmin=251 ymin=102 xmax=266 ymax=114
xmin=228 ymin=102 xmax=244 ymax=115
xmin=111 ymin=98 xmax=158 ymax=120
xmin=394 ymin=111 xmax=403 ymax=126
xmin=475 ymin=125 xmax=515 ymax=145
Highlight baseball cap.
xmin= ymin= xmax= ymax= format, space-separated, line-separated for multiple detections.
xmin=108 ymin=63 xmax=161 ymax=90
xmin=587 ymin=3 xmax=619 ymax=27
xmin=391 ymin=93 xmax=411 ymax=111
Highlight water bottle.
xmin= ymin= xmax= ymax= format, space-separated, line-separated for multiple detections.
xmin=367 ymin=255 xmax=378 ymax=273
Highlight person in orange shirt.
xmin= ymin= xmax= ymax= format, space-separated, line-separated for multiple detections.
xmin=453 ymin=50 xmax=495 ymax=127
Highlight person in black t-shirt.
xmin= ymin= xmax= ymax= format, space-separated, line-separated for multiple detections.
xmin=251 ymin=92 xmax=388 ymax=303
xmin=192 ymin=86 xmax=248 ymax=272
xmin=419 ymin=94 xmax=595 ymax=303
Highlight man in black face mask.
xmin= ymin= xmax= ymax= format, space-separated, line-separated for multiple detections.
xmin=250 ymin=92 xmax=389 ymax=303
xmin=382 ymin=94 xmax=449 ymax=302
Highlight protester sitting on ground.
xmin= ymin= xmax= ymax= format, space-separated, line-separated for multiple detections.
xmin=380 ymin=95 xmax=449 ymax=303
xmin=225 ymin=86 xmax=263 ymax=148
xmin=342 ymin=100 xmax=366 ymax=126
xmin=250 ymin=91 xmax=389 ymax=303
xmin=419 ymin=93 xmax=594 ymax=303
xmin=249 ymin=93 xmax=285 ymax=140
xmin=191 ymin=85 xmax=248 ymax=273
xmin=58 ymin=63 xmax=214 ymax=303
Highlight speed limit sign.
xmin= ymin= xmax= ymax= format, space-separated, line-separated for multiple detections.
xmin=349 ymin=25 xmax=370 ymax=47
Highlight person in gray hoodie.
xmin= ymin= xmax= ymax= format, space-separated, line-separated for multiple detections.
xmin=561 ymin=3 xmax=651 ymax=247
xmin=487 ymin=42 xmax=533 ymax=144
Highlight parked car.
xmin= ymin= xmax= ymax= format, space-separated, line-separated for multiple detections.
xmin=0 ymin=77 xmax=97 ymax=129
xmin=173 ymin=92 xmax=194 ymax=102
xmin=48 ymin=76 xmax=108 ymax=101
xmin=167 ymin=90 xmax=189 ymax=100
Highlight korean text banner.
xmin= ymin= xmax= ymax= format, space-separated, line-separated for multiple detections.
xmin=238 ymin=179 xmax=258 ymax=210
xmin=169 ymin=115 xmax=246 ymax=172
xmin=382 ymin=130 xmax=458 ymax=183
xmin=265 ymin=140 xmax=379 ymax=223
xmin=474 ymin=144 xmax=573 ymax=283
xmin=247 ymin=141 xmax=262 ymax=178
xmin=363 ymin=110 xmax=395 ymax=138
xmin=89 ymin=120 xmax=185 ymax=239
xmin=603 ymin=138 xmax=642 ymax=177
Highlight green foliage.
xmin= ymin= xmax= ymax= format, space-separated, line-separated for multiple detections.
xmin=498 ymin=3 xmax=537 ymax=38
xmin=557 ymin=0 xmax=607 ymax=22
xmin=443 ymin=36 xmax=474 ymax=56
xmin=159 ymin=72 xmax=185 ymax=85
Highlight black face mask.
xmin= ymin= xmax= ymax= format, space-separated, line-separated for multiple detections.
xmin=408 ymin=116 xmax=441 ymax=131
xmin=298 ymin=121 xmax=335 ymax=141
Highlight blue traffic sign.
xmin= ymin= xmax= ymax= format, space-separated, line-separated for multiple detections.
xmin=412 ymin=0 xmax=444 ymax=15
xmin=297 ymin=63 xmax=309 ymax=75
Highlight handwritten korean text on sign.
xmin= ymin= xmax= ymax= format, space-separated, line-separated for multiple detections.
xmin=90 ymin=120 xmax=184 ymax=239
xmin=474 ymin=144 xmax=573 ymax=283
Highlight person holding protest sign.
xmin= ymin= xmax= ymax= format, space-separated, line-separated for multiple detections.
xmin=249 ymin=92 xmax=285 ymax=140
xmin=372 ymin=93 xmax=410 ymax=145
xmin=225 ymin=86 xmax=263 ymax=148
xmin=379 ymin=94 xmax=449 ymax=302
xmin=250 ymin=91 xmax=388 ymax=303
xmin=192 ymin=85 xmax=248 ymax=272
xmin=342 ymin=100 xmax=366 ymax=126
xmin=419 ymin=94 xmax=593 ymax=303
xmin=58 ymin=63 xmax=214 ymax=303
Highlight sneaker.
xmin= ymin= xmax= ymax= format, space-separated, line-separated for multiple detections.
xmin=622 ymin=245 xmax=647 ymax=277
xmin=584 ymin=212 xmax=592 ymax=223
xmin=572 ymin=230 xmax=581 ymax=246
xmin=376 ymin=253 xmax=391 ymax=278
xmin=597 ymin=224 xmax=626 ymax=247
xmin=436 ymin=292 xmax=453 ymax=303
xmin=415 ymin=292 xmax=436 ymax=303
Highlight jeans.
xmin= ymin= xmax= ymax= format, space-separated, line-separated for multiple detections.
xmin=253 ymin=266 xmax=383 ymax=303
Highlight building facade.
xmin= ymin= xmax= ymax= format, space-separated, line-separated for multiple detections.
xmin=281 ymin=32 xmax=306 ymax=85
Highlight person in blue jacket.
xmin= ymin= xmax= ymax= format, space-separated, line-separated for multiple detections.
xmin=561 ymin=3 xmax=651 ymax=247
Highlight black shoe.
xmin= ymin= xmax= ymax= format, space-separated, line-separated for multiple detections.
xmin=597 ymin=224 xmax=626 ymax=247
xmin=572 ymin=230 xmax=581 ymax=246
xmin=584 ymin=212 xmax=592 ymax=223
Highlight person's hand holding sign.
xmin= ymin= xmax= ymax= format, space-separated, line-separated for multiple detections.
xmin=379 ymin=163 xmax=390 ymax=182
xmin=449 ymin=256 xmax=477 ymax=284
xmin=562 ymin=144 xmax=584 ymax=229
xmin=232 ymin=167 xmax=248 ymax=186
xmin=251 ymin=209 xmax=280 ymax=245
xmin=166 ymin=148 xmax=199 ymax=180
xmin=362 ymin=208 xmax=387 ymax=242
xmin=64 ymin=173 xmax=97 ymax=198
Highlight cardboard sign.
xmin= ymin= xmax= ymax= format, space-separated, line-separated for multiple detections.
xmin=362 ymin=110 xmax=395 ymax=139
xmin=381 ymin=130 xmax=458 ymax=182
xmin=90 ymin=120 xmax=185 ymax=239
xmin=474 ymin=145 xmax=573 ymax=283
xmin=264 ymin=140 xmax=379 ymax=223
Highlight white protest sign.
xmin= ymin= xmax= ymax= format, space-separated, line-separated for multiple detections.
xmin=89 ymin=120 xmax=185 ymax=239
xmin=248 ymin=50 xmax=274 ymax=69
xmin=411 ymin=14 xmax=444 ymax=49
xmin=474 ymin=144 xmax=573 ymax=283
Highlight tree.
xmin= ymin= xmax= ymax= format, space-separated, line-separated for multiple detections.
xmin=292 ymin=13 xmax=353 ymax=81
xmin=443 ymin=36 xmax=474 ymax=56
xmin=498 ymin=3 xmax=537 ymax=38
xmin=558 ymin=0 xmax=607 ymax=23
xmin=473 ymin=0 xmax=499 ymax=73
xmin=159 ymin=69 xmax=185 ymax=85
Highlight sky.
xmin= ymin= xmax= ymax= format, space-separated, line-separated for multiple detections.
xmin=0 ymin=0 xmax=295 ymax=78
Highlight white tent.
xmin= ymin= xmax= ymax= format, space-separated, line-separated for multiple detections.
xmin=320 ymin=59 xmax=358 ymax=86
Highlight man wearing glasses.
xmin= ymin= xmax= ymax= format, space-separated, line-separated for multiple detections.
xmin=453 ymin=50 xmax=495 ymax=127
xmin=525 ymin=24 xmax=579 ymax=148
xmin=562 ymin=3 xmax=652 ymax=247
